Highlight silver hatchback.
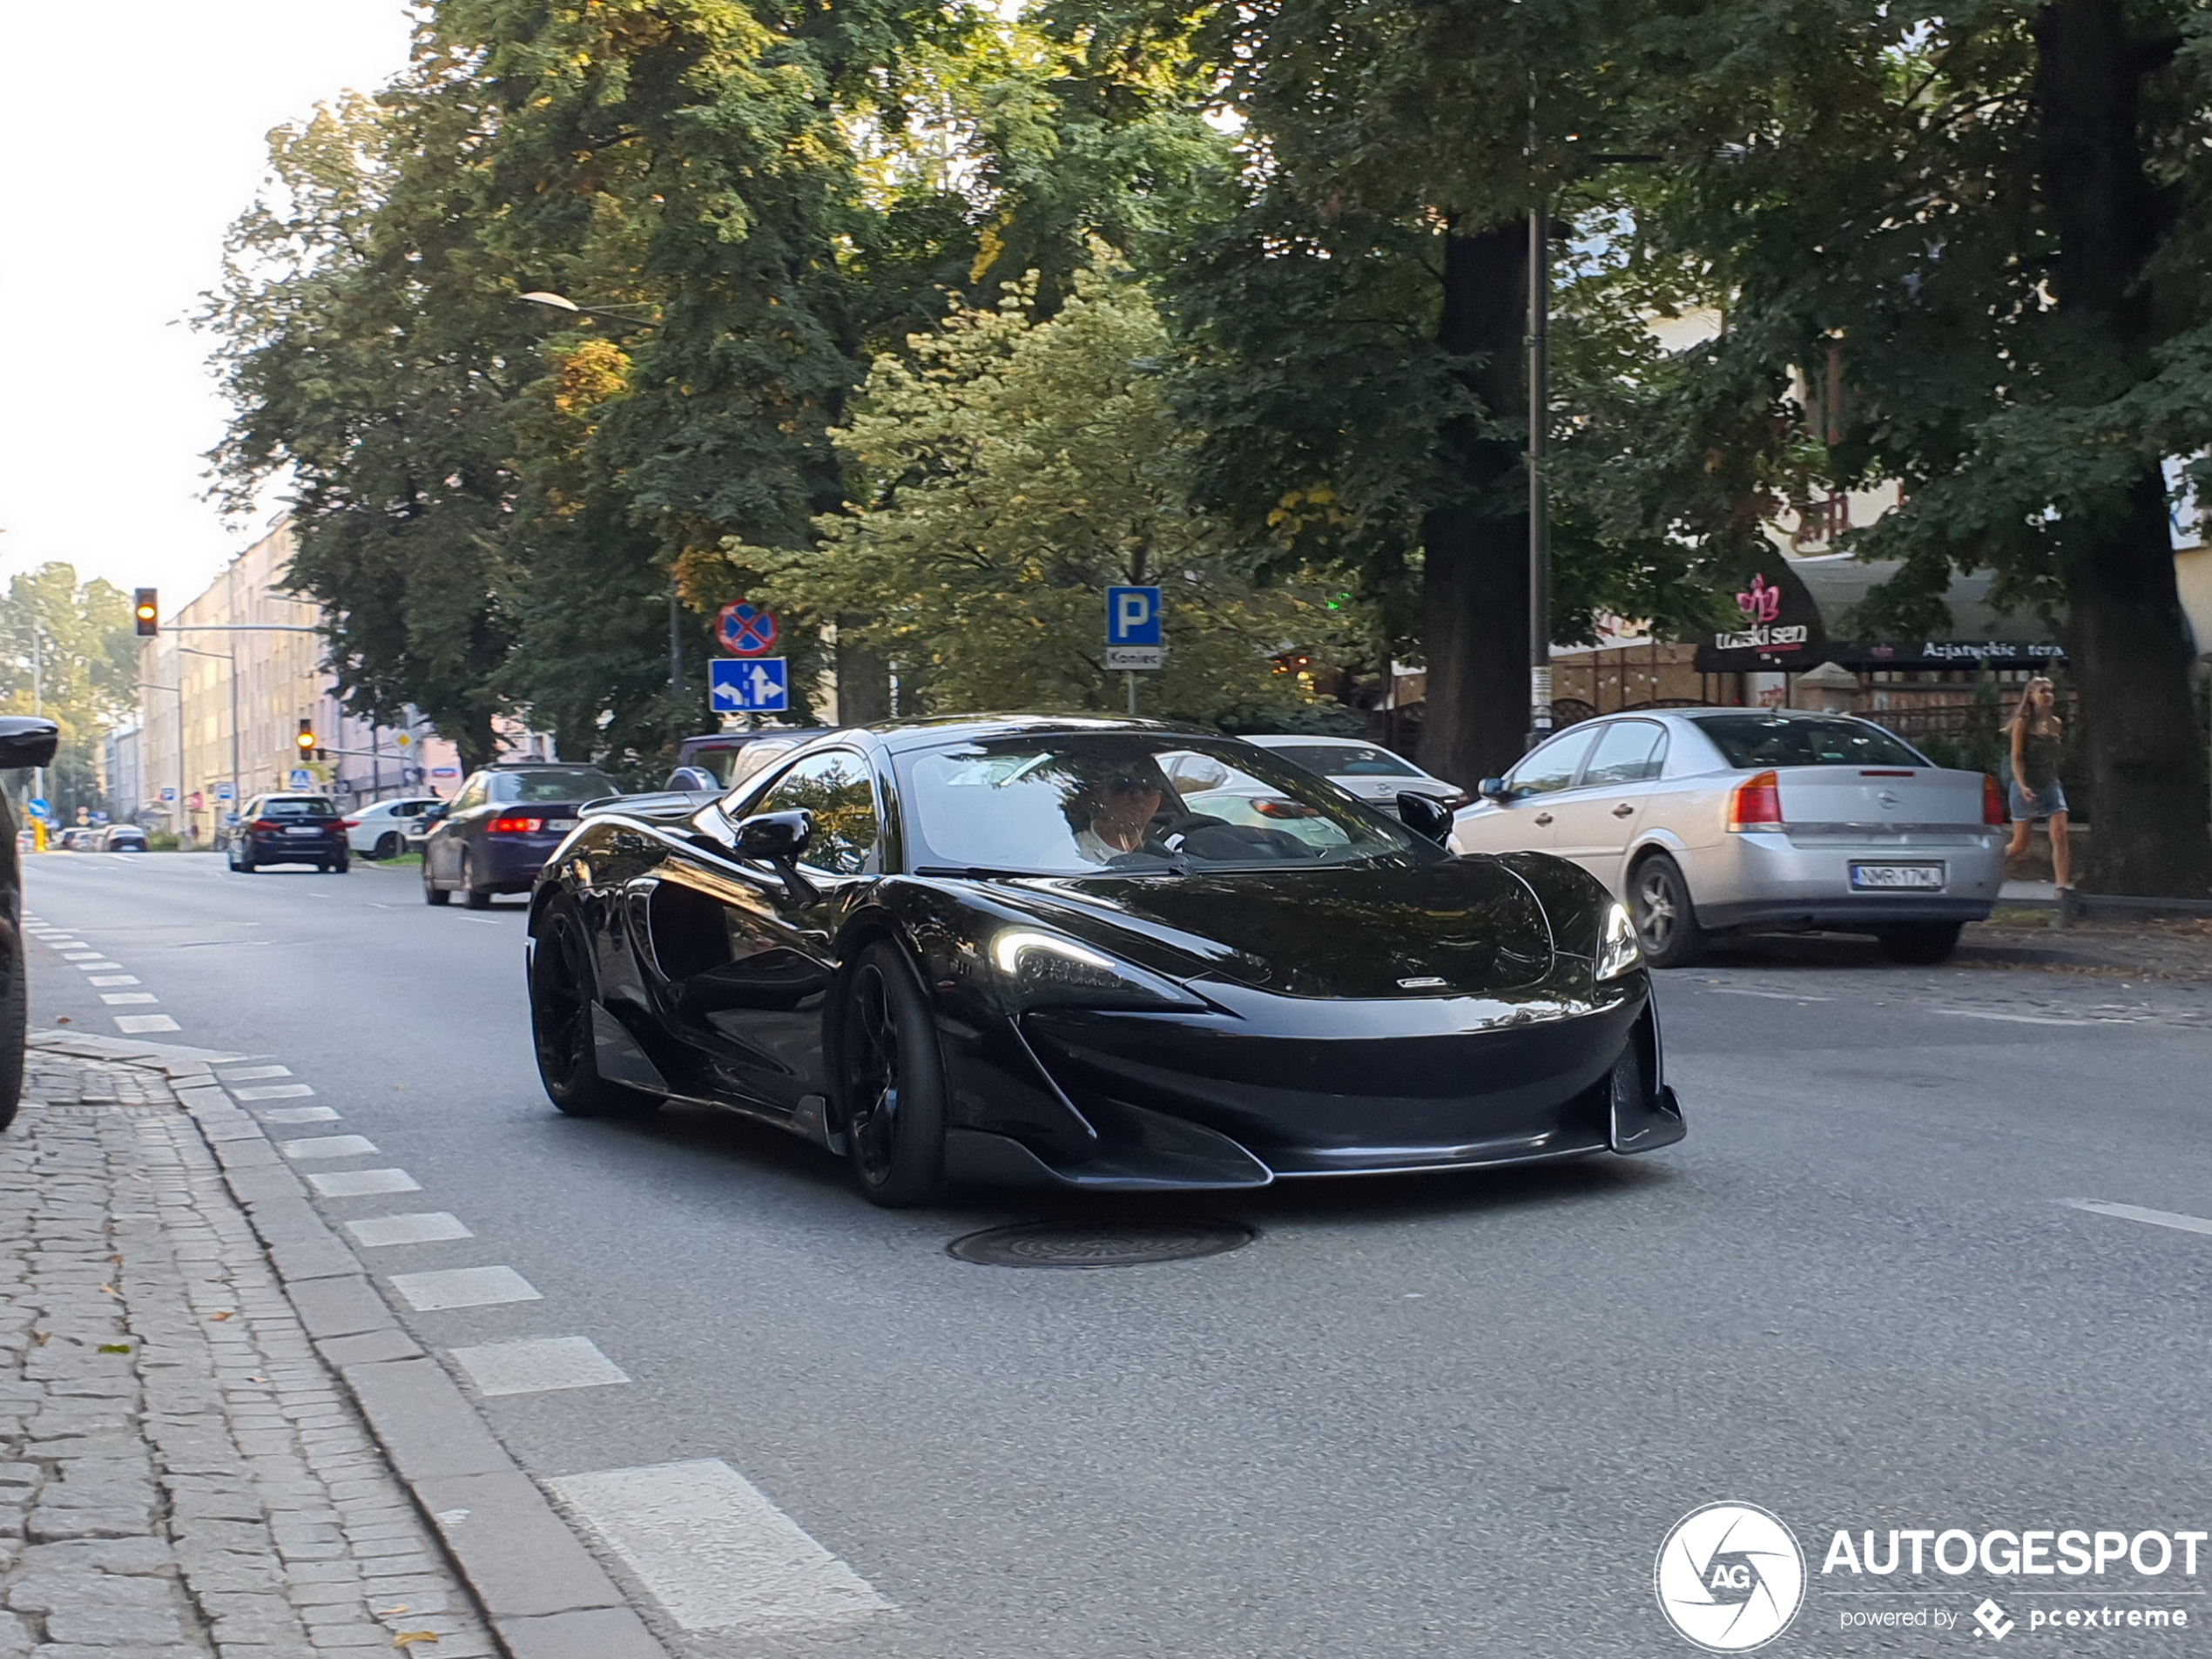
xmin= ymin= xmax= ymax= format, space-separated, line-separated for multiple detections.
xmin=1449 ymin=709 xmax=2007 ymax=966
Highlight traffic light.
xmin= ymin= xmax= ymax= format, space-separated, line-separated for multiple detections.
xmin=133 ymin=590 xmax=158 ymax=637
xmin=296 ymin=719 xmax=316 ymax=757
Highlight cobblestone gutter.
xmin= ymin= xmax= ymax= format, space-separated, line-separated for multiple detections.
xmin=1 ymin=1043 xmax=498 ymax=1658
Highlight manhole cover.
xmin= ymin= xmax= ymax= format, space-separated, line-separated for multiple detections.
xmin=947 ymin=1218 xmax=1256 ymax=1269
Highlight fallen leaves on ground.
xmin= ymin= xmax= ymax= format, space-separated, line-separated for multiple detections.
xmin=392 ymin=1632 xmax=440 ymax=1648
xmin=208 ymin=1311 xmax=234 ymax=1321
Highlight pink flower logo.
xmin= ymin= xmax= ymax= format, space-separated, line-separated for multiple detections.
xmin=1737 ymin=576 xmax=1782 ymax=624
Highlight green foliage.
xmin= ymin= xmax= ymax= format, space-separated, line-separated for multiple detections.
xmin=748 ymin=263 xmax=1335 ymax=725
xmin=0 ymin=564 xmax=138 ymax=820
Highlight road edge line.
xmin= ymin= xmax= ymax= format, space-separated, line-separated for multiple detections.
xmin=30 ymin=1030 xmax=675 ymax=1659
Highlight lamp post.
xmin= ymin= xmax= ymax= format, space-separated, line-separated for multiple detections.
xmin=517 ymin=291 xmax=685 ymax=744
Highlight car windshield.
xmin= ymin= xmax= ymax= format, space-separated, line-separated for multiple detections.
xmin=896 ymin=733 xmax=1428 ymax=876
xmin=1690 ymin=714 xmax=1928 ymax=769
xmin=1265 ymin=741 xmax=1420 ymax=778
xmin=260 ymin=799 xmax=337 ymax=819
xmin=487 ymin=769 xmax=619 ymax=804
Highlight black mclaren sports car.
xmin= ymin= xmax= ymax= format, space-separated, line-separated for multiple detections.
xmin=523 ymin=717 xmax=1683 ymax=1205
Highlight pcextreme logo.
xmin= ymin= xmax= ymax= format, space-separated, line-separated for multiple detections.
xmin=1656 ymin=1502 xmax=1808 ymax=1652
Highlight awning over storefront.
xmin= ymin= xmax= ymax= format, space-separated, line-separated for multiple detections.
xmin=1692 ymin=555 xmax=2067 ymax=674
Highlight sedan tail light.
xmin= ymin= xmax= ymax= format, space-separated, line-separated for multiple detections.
xmin=249 ymin=819 xmax=279 ymax=833
xmin=489 ymin=815 xmax=546 ymax=834
xmin=1727 ymin=770 xmax=1783 ymax=831
xmin=1983 ymin=772 xmax=2008 ymax=826
xmin=336 ymin=819 xmax=358 ymax=831
xmin=1251 ymin=799 xmax=1315 ymax=819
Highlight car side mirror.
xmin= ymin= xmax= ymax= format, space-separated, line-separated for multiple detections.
xmin=0 ymin=717 xmax=59 ymax=772
xmin=735 ymin=808 xmax=813 ymax=864
xmin=1397 ymin=791 xmax=1453 ymax=843
xmin=1476 ymin=777 xmax=1508 ymax=802
xmin=420 ymin=804 xmax=448 ymax=823
xmin=666 ymin=765 xmax=718 ymax=792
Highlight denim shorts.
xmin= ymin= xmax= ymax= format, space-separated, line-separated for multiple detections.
xmin=2010 ymin=778 xmax=2067 ymax=820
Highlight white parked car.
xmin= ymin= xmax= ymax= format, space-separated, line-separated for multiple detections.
xmin=346 ymin=796 xmax=445 ymax=860
xmin=1238 ymin=735 xmax=1467 ymax=808
xmin=1449 ymin=709 xmax=2007 ymax=967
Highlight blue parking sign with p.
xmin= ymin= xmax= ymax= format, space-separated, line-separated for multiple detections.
xmin=1107 ymin=586 xmax=1163 ymax=646
xmin=711 ymin=657 xmax=790 ymax=714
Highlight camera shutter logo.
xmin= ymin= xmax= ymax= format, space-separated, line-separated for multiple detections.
xmin=1655 ymin=1501 xmax=1806 ymax=1652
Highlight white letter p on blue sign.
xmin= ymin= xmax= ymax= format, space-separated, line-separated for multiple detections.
xmin=1107 ymin=585 xmax=1163 ymax=646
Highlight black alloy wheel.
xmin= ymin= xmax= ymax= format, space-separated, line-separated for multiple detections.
xmin=328 ymin=855 xmax=351 ymax=874
xmin=422 ymin=857 xmax=448 ymax=906
xmin=1877 ymin=922 xmax=1963 ymax=965
xmin=528 ymin=899 xmax=658 ymax=1118
xmin=1629 ymin=853 xmax=1704 ymax=968
xmin=461 ymin=850 xmax=492 ymax=909
xmin=840 ymin=941 xmax=948 ymax=1208
xmin=232 ymin=846 xmax=255 ymax=874
xmin=374 ymin=832 xmax=401 ymax=860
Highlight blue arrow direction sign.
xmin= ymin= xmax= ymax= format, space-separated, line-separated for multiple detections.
xmin=24 ymin=799 xmax=48 ymax=819
xmin=711 ymin=657 xmax=790 ymax=714
xmin=1106 ymin=585 xmax=1163 ymax=646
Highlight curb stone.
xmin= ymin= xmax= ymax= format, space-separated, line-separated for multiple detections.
xmin=29 ymin=1034 xmax=671 ymax=1659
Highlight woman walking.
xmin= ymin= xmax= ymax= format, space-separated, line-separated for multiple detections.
xmin=2006 ymin=677 xmax=2072 ymax=890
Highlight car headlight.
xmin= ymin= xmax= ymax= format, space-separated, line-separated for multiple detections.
xmin=1595 ymin=901 xmax=1642 ymax=980
xmin=989 ymin=929 xmax=1202 ymax=1009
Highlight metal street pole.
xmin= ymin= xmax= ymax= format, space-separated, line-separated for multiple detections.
xmin=669 ymin=583 xmax=685 ymax=745
xmin=29 ymin=627 xmax=44 ymax=823
xmin=1526 ymin=199 xmax=1553 ymax=752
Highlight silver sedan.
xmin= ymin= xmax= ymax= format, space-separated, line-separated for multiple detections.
xmin=1449 ymin=708 xmax=2008 ymax=966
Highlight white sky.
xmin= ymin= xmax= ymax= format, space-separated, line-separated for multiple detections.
xmin=0 ymin=2 xmax=416 ymax=604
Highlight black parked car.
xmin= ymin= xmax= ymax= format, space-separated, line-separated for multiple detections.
xmin=422 ymin=763 xmax=622 ymax=909
xmin=227 ymin=795 xmax=351 ymax=873
xmin=663 ymin=727 xmax=831 ymax=792
xmin=524 ymin=717 xmax=1683 ymax=1206
xmin=0 ymin=718 xmax=61 ymax=1129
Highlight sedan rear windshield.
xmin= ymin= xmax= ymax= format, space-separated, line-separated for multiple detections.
xmin=260 ymin=799 xmax=338 ymax=819
xmin=487 ymin=769 xmax=619 ymax=804
xmin=1689 ymin=715 xmax=1927 ymax=770
xmin=1267 ymin=742 xmax=1420 ymax=778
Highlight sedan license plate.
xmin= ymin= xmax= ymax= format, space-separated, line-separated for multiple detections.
xmin=547 ymin=818 xmax=578 ymax=832
xmin=1851 ymin=861 xmax=1944 ymax=892
xmin=286 ymin=826 xmax=320 ymax=836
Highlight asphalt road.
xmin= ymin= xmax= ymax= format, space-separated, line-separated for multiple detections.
xmin=23 ymin=850 xmax=2212 ymax=1656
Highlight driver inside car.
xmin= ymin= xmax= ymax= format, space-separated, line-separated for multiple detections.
xmin=1067 ymin=765 xmax=1170 ymax=863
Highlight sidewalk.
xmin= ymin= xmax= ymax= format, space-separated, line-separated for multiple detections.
xmin=0 ymin=1039 xmax=498 ymax=1658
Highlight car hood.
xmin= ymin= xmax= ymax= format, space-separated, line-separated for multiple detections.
xmin=996 ymin=857 xmax=1554 ymax=998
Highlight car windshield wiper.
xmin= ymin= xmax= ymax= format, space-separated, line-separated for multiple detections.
xmin=912 ymin=864 xmax=1044 ymax=880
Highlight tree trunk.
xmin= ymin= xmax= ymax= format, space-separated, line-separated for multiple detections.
xmin=834 ymin=616 xmax=891 ymax=725
xmin=2035 ymin=0 xmax=2209 ymax=894
xmin=1418 ymin=222 xmax=1532 ymax=788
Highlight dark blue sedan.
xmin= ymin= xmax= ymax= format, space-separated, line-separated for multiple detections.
xmin=421 ymin=764 xmax=621 ymax=909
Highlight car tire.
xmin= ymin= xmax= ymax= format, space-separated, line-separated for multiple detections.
xmin=529 ymin=897 xmax=660 ymax=1118
xmin=1877 ymin=922 xmax=1962 ymax=965
xmin=374 ymin=832 xmax=401 ymax=860
xmin=330 ymin=856 xmax=350 ymax=874
xmin=0 ymin=938 xmax=26 ymax=1133
xmin=232 ymin=850 xmax=255 ymax=874
xmin=461 ymin=851 xmax=492 ymax=909
xmin=1629 ymin=853 xmax=1704 ymax=969
xmin=838 ymin=941 xmax=948 ymax=1208
xmin=423 ymin=860 xmax=448 ymax=906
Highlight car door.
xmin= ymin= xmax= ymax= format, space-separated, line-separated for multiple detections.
xmin=1545 ymin=719 xmax=1668 ymax=888
xmin=1449 ymin=726 xmax=1600 ymax=855
xmin=431 ymin=774 xmax=487 ymax=882
xmin=646 ymin=749 xmax=883 ymax=1114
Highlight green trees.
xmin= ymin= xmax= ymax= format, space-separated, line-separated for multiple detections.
xmin=1655 ymin=0 xmax=2212 ymax=893
xmin=751 ymin=263 xmax=1330 ymax=724
xmin=0 ymin=565 xmax=138 ymax=820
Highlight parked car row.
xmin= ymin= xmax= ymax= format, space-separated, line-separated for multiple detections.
xmin=45 ymin=824 xmax=148 ymax=853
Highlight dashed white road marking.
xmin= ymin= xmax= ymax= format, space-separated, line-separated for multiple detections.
xmin=1703 ymin=987 xmax=1833 ymax=1002
xmin=1928 ymin=1008 xmax=2103 ymax=1027
xmin=460 ymin=917 xmax=501 ymax=927
xmin=549 ymin=1460 xmax=891 ymax=1629
xmin=218 ymin=1065 xmax=293 ymax=1082
xmin=345 ymin=1213 xmax=474 ymax=1248
xmin=99 ymin=993 xmax=158 ymax=1006
xmin=449 ymin=1336 xmax=627 ymax=1397
xmin=2060 ymin=1199 xmax=2212 ymax=1238
xmin=307 ymin=1169 xmax=421 ymax=1197
xmin=88 ymin=975 xmax=139 ymax=987
xmin=113 ymin=1015 xmax=181 ymax=1034
xmin=73 ymin=961 xmax=124 ymax=972
xmin=233 ymin=1082 xmax=315 ymax=1101
xmin=280 ymin=1135 xmax=380 ymax=1161
xmin=59 ymin=951 xmax=102 ymax=961
xmin=260 ymin=1107 xmax=341 ymax=1125
xmin=388 ymin=1266 xmax=542 ymax=1312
